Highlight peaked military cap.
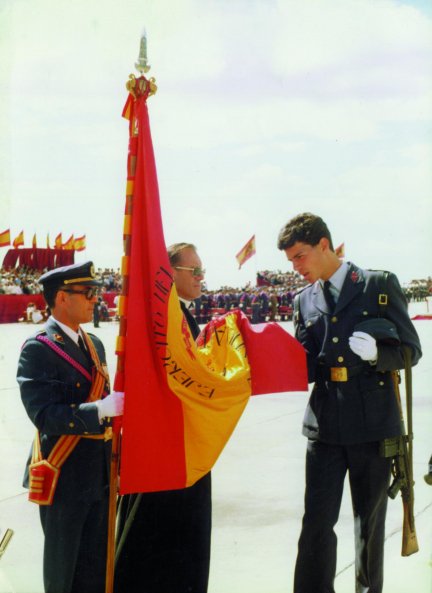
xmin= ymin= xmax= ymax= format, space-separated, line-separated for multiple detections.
xmin=39 ymin=261 xmax=102 ymax=287
xmin=354 ymin=318 xmax=400 ymax=345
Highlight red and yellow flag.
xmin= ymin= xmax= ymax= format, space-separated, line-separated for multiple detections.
xmin=12 ymin=230 xmax=24 ymax=248
xmin=236 ymin=235 xmax=256 ymax=269
xmin=0 ymin=229 xmax=10 ymax=247
xmin=55 ymin=233 xmax=62 ymax=249
xmin=62 ymin=234 xmax=74 ymax=250
xmin=74 ymin=235 xmax=86 ymax=252
xmin=117 ymin=78 xmax=307 ymax=495
xmin=32 ymin=233 xmax=37 ymax=248
xmin=335 ymin=242 xmax=345 ymax=258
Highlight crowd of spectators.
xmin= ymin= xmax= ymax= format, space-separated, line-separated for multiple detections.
xmin=0 ymin=267 xmax=122 ymax=295
xmin=404 ymin=281 xmax=432 ymax=302
xmin=1 ymin=265 xmax=431 ymax=324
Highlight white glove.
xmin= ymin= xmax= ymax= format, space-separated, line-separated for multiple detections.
xmin=96 ymin=391 xmax=124 ymax=421
xmin=349 ymin=331 xmax=378 ymax=362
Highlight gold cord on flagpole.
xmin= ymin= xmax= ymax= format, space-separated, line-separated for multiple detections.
xmin=105 ymin=29 xmax=157 ymax=593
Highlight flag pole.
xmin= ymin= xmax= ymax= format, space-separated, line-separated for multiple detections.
xmin=253 ymin=235 xmax=258 ymax=287
xmin=104 ymin=30 xmax=157 ymax=593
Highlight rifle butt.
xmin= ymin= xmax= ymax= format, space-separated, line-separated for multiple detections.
xmin=0 ymin=529 xmax=14 ymax=558
xmin=401 ymin=502 xmax=419 ymax=556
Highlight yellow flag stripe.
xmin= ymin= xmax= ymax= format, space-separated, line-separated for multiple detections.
xmin=165 ymin=290 xmax=251 ymax=486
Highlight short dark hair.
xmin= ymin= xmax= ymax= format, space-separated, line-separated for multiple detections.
xmin=42 ymin=284 xmax=61 ymax=309
xmin=277 ymin=212 xmax=334 ymax=251
xmin=167 ymin=243 xmax=197 ymax=267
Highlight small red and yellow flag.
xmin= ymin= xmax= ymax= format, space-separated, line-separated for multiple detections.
xmin=62 ymin=235 xmax=74 ymax=250
xmin=32 ymin=233 xmax=37 ymax=248
xmin=236 ymin=235 xmax=256 ymax=269
xmin=12 ymin=230 xmax=24 ymax=248
xmin=74 ymin=235 xmax=86 ymax=252
xmin=335 ymin=242 xmax=345 ymax=258
xmin=0 ymin=229 xmax=11 ymax=247
xmin=55 ymin=233 xmax=62 ymax=249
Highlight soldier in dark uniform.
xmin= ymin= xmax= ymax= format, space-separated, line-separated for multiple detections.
xmin=115 ymin=243 xmax=211 ymax=593
xmin=17 ymin=261 xmax=124 ymax=593
xmin=200 ymin=291 xmax=210 ymax=324
xmin=277 ymin=213 xmax=421 ymax=593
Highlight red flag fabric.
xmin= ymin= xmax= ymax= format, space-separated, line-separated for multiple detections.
xmin=0 ymin=229 xmax=10 ymax=247
xmin=197 ymin=310 xmax=307 ymax=395
xmin=236 ymin=235 xmax=256 ymax=268
xmin=62 ymin=235 xmax=74 ymax=250
xmin=74 ymin=235 xmax=86 ymax=251
xmin=117 ymin=78 xmax=307 ymax=495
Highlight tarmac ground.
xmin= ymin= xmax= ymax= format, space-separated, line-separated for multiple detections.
xmin=0 ymin=301 xmax=431 ymax=593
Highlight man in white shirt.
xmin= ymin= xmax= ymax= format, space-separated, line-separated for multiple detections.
xmin=115 ymin=243 xmax=211 ymax=593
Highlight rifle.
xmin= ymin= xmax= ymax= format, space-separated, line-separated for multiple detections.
xmin=380 ymin=346 xmax=419 ymax=556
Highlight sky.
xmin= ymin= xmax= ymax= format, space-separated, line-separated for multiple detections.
xmin=1 ymin=0 xmax=431 ymax=290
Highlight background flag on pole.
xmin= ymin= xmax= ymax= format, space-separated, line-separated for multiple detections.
xmin=46 ymin=233 xmax=50 ymax=248
xmin=0 ymin=229 xmax=11 ymax=247
xmin=12 ymin=231 xmax=24 ymax=248
xmin=236 ymin=235 xmax=256 ymax=269
xmin=74 ymin=235 xmax=86 ymax=251
xmin=32 ymin=233 xmax=37 ymax=248
xmin=55 ymin=233 xmax=62 ymax=249
xmin=335 ymin=242 xmax=345 ymax=258
xmin=62 ymin=234 xmax=74 ymax=250
xmin=117 ymin=78 xmax=307 ymax=496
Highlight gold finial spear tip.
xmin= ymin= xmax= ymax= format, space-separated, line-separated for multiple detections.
xmin=135 ymin=31 xmax=150 ymax=74
xmin=126 ymin=30 xmax=157 ymax=97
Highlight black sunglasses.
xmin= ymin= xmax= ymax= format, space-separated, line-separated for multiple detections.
xmin=61 ymin=287 xmax=99 ymax=300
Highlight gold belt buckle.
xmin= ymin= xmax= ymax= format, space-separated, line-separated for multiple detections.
xmin=330 ymin=367 xmax=348 ymax=382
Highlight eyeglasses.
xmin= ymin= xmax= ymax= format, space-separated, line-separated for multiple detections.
xmin=174 ymin=266 xmax=206 ymax=277
xmin=61 ymin=288 xmax=99 ymax=300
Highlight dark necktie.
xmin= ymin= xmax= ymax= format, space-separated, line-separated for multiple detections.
xmin=78 ymin=335 xmax=91 ymax=362
xmin=323 ymin=280 xmax=336 ymax=312
xmin=181 ymin=301 xmax=200 ymax=340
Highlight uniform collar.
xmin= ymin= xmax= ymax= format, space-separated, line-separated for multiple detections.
xmin=320 ymin=261 xmax=349 ymax=294
xmin=179 ymin=298 xmax=194 ymax=310
xmin=50 ymin=315 xmax=82 ymax=345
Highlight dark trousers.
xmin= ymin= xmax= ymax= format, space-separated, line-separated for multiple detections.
xmin=294 ymin=440 xmax=391 ymax=593
xmin=114 ymin=472 xmax=212 ymax=593
xmin=40 ymin=492 xmax=109 ymax=593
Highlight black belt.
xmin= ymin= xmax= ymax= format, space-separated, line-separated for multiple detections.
xmin=318 ymin=364 xmax=365 ymax=382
